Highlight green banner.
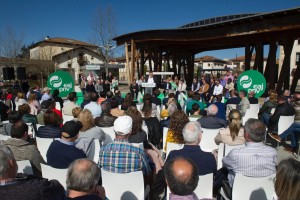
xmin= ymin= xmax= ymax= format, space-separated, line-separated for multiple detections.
xmin=47 ymin=71 xmax=74 ymax=97
xmin=237 ymin=70 xmax=266 ymax=98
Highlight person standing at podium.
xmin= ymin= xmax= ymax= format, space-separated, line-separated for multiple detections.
xmin=145 ymin=71 xmax=157 ymax=94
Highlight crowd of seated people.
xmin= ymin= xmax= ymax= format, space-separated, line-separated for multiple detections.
xmin=0 ymin=73 xmax=300 ymax=200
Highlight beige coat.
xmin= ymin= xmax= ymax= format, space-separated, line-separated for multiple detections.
xmin=214 ymin=127 xmax=245 ymax=146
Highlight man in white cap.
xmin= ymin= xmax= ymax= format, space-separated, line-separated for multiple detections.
xmin=99 ymin=116 xmax=152 ymax=176
xmin=41 ymin=87 xmax=52 ymax=103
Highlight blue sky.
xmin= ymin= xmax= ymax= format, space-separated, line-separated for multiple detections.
xmin=0 ymin=0 xmax=299 ymax=59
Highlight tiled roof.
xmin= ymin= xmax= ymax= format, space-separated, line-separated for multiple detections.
xmin=195 ymin=55 xmax=228 ymax=63
xmin=30 ymin=37 xmax=98 ymax=49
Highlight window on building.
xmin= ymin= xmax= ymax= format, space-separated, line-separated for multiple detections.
xmin=91 ymin=57 xmax=94 ymax=60
xmin=68 ymin=63 xmax=72 ymax=68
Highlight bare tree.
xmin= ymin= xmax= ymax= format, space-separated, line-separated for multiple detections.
xmin=91 ymin=4 xmax=119 ymax=62
xmin=0 ymin=26 xmax=24 ymax=60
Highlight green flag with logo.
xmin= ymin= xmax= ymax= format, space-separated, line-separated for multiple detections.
xmin=47 ymin=71 xmax=74 ymax=98
xmin=237 ymin=70 xmax=266 ymax=98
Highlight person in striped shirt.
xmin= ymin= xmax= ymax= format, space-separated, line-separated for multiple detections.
xmin=99 ymin=116 xmax=152 ymax=176
xmin=222 ymin=118 xmax=277 ymax=187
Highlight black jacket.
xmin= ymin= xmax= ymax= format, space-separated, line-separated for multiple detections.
xmin=36 ymin=125 xmax=62 ymax=138
xmin=197 ymin=115 xmax=227 ymax=129
xmin=94 ymin=113 xmax=117 ymax=127
xmin=269 ymin=102 xmax=295 ymax=132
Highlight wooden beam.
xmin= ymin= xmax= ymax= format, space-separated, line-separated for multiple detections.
xmin=140 ymin=49 xmax=145 ymax=77
xmin=276 ymin=40 xmax=294 ymax=93
xmin=253 ymin=43 xmax=264 ymax=73
xmin=125 ymin=42 xmax=130 ymax=86
xmin=130 ymin=39 xmax=136 ymax=84
xmin=245 ymin=44 xmax=251 ymax=71
xmin=264 ymin=41 xmax=277 ymax=89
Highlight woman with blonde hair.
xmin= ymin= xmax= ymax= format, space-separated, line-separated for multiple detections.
xmin=15 ymin=91 xmax=27 ymax=106
xmin=28 ymin=92 xmax=41 ymax=115
xmin=164 ymin=110 xmax=189 ymax=151
xmin=75 ymin=109 xmax=105 ymax=157
xmin=215 ymin=109 xmax=245 ymax=145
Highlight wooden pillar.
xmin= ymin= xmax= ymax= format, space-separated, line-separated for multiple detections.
xmin=276 ymin=40 xmax=294 ymax=93
xmin=125 ymin=42 xmax=130 ymax=86
xmin=149 ymin=50 xmax=153 ymax=72
xmin=264 ymin=41 xmax=277 ymax=90
xmin=172 ymin=54 xmax=178 ymax=77
xmin=140 ymin=49 xmax=145 ymax=77
xmin=136 ymin=51 xmax=140 ymax=79
xmin=254 ymin=43 xmax=264 ymax=73
xmin=245 ymin=44 xmax=251 ymax=71
xmin=290 ymin=63 xmax=300 ymax=93
xmin=185 ymin=54 xmax=194 ymax=87
xmin=130 ymin=39 xmax=136 ymax=84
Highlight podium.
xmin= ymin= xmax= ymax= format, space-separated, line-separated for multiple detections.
xmin=142 ymin=83 xmax=156 ymax=95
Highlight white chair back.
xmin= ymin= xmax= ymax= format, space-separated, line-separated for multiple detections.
xmin=63 ymin=115 xmax=74 ymax=124
xmin=166 ymin=142 xmax=184 ymax=158
xmin=26 ymin=123 xmax=36 ymax=138
xmin=87 ymin=139 xmax=100 ymax=164
xmin=242 ymin=109 xmax=258 ymax=125
xmin=200 ymin=128 xmax=221 ymax=152
xmin=102 ymin=170 xmax=147 ymax=200
xmin=131 ymin=143 xmax=144 ymax=149
xmin=55 ymin=102 xmax=61 ymax=111
xmin=278 ymin=115 xmax=295 ymax=135
xmin=167 ymin=173 xmax=213 ymax=199
xmin=188 ymin=117 xmax=198 ymax=122
xmin=232 ymin=173 xmax=276 ymax=200
xmin=41 ymin=163 xmax=68 ymax=190
xmin=217 ymin=143 xmax=225 ymax=170
xmin=249 ymin=104 xmax=260 ymax=113
xmin=36 ymin=137 xmax=57 ymax=162
xmin=136 ymin=104 xmax=142 ymax=111
xmin=17 ymin=160 xmax=33 ymax=175
xmin=0 ymin=134 xmax=11 ymax=140
xmin=101 ymin=127 xmax=116 ymax=145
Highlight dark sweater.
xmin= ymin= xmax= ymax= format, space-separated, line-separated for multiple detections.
xmin=65 ymin=195 xmax=102 ymax=200
xmin=0 ymin=174 xmax=65 ymax=200
xmin=47 ymin=140 xmax=86 ymax=169
xmin=37 ymin=125 xmax=62 ymax=138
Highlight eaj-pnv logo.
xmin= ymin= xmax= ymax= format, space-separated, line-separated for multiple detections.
xmin=47 ymin=71 xmax=74 ymax=98
xmin=237 ymin=70 xmax=266 ymax=98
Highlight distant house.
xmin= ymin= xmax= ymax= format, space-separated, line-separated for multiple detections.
xmin=29 ymin=37 xmax=103 ymax=83
xmin=278 ymin=39 xmax=300 ymax=76
xmin=229 ymin=54 xmax=267 ymax=70
xmin=194 ymin=55 xmax=228 ymax=69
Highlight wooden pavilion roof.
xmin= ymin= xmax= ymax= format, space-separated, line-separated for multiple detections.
xmin=114 ymin=7 xmax=300 ymax=53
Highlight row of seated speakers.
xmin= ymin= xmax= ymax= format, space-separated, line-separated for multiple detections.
xmin=2 ymin=67 xmax=26 ymax=80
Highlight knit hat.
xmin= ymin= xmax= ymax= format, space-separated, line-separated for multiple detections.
xmin=62 ymin=120 xmax=83 ymax=138
xmin=114 ymin=116 xmax=132 ymax=135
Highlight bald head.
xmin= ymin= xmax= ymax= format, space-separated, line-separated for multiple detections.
xmin=207 ymin=104 xmax=218 ymax=116
xmin=67 ymin=159 xmax=100 ymax=192
xmin=164 ymin=157 xmax=199 ymax=196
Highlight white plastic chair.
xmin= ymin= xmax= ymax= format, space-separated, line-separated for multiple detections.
xmin=101 ymin=169 xmax=149 ymax=200
xmin=55 ymin=102 xmax=61 ymax=111
xmin=188 ymin=117 xmax=198 ymax=122
xmin=249 ymin=104 xmax=260 ymax=113
xmin=101 ymin=127 xmax=115 ymax=145
xmin=277 ymin=115 xmax=295 ymax=146
xmin=26 ymin=123 xmax=36 ymax=138
xmin=17 ymin=160 xmax=33 ymax=175
xmin=242 ymin=109 xmax=258 ymax=125
xmin=217 ymin=143 xmax=225 ymax=170
xmin=87 ymin=139 xmax=100 ymax=164
xmin=41 ymin=163 xmax=68 ymax=190
xmin=165 ymin=142 xmax=184 ymax=158
xmin=63 ymin=115 xmax=74 ymax=124
xmin=167 ymin=173 xmax=213 ymax=199
xmin=200 ymin=128 xmax=221 ymax=152
xmin=231 ymin=173 xmax=276 ymax=200
xmin=36 ymin=137 xmax=56 ymax=162
xmin=131 ymin=142 xmax=144 ymax=149
xmin=136 ymin=104 xmax=142 ymax=112
xmin=0 ymin=134 xmax=11 ymax=140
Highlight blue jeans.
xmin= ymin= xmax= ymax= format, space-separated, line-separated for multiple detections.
xmin=261 ymin=112 xmax=270 ymax=126
xmin=280 ymin=122 xmax=300 ymax=148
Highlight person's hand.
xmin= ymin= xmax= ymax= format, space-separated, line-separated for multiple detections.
xmin=94 ymin=185 xmax=106 ymax=200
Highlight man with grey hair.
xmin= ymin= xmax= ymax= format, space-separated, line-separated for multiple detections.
xmin=0 ymin=144 xmax=65 ymax=199
xmin=66 ymin=158 xmax=105 ymax=200
xmin=197 ymin=104 xmax=226 ymax=129
xmin=167 ymin=122 xmax=217 ymax=176
xmin=222 ymin=118 xmax=277 ymax=187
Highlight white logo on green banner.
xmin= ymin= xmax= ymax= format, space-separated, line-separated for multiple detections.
xmin=237 ymin=70 xmax=266 ymax=98
xmin=47 ymin=71 xmax=74 ymax=97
